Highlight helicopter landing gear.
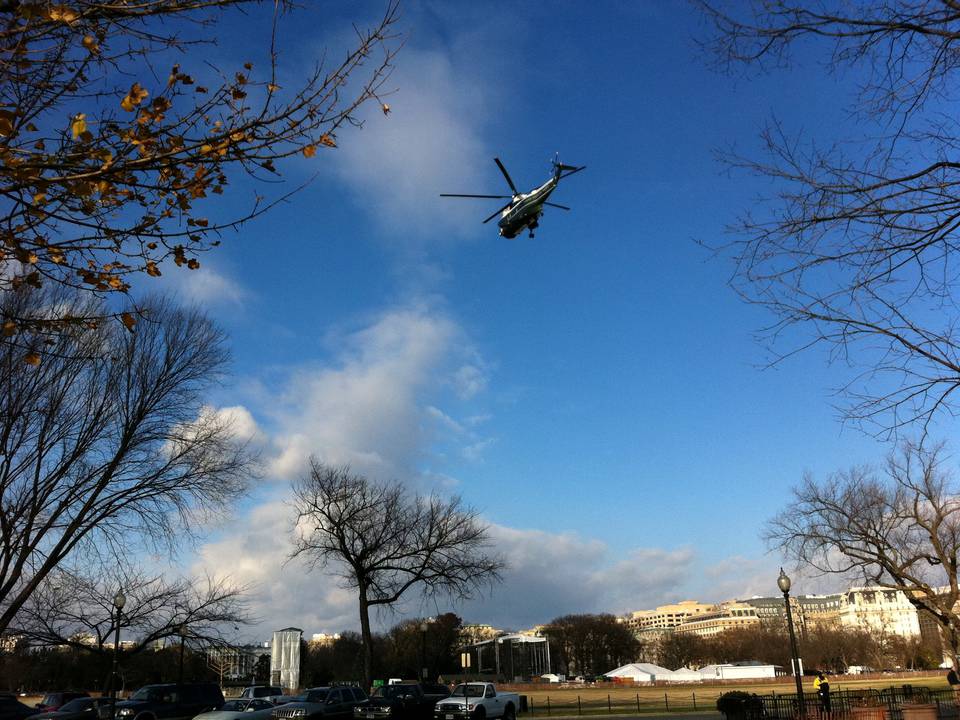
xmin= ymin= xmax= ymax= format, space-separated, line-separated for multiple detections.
xmin=529 ymin=220 xmax=539 ymax=238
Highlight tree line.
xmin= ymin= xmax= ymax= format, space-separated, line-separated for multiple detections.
xmin=656 ymin=623 xmax=941 ymax=675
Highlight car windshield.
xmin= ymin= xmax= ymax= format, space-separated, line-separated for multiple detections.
xmin=450 ymin=686 xmax=483 ymax=698
xmin=129 ymin=688 xmax=165 ymax=702
xmin=58 ymin=700 xmax=92 ymax=713
xmin=371 ymin=687 xmax=411 ymax=700
xmin=305 ymin=692 xmax=328 ymax=704
xmin=221 ymin=701 xmax=248 ymax=712
xmin=40 ymin=696 xmax=62 ymax=706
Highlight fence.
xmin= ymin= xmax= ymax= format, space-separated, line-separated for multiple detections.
xmin=524 ymin=691 xmax=706 ymax=715
xmin=520 ymin=686 xmax=960 ymax=718
xmin=759 ymin=687 xmax=960 ymax=720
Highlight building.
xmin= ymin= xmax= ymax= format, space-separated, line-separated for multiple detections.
xmin=207 ymin=645 xmax=261 ymax=682
xmin=622 ymin=601 xmax=715 ymax=662
xmin=309 ymin=633 xmax=341 ymax=646
xmin=623 ymin=601 xmax=714 ymax=633
xmin=675 ymin=602 xmax=760 ymax=638
xmin=459 ymin=624 xmax=501 ymax=646
xmin=838 ymin=587 xmax=921 ymax=637
xmin=739 ymin=593 xmax=842 ymax=633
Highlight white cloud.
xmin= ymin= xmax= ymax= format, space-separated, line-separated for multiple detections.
xmin=161 ymin=266 xmax=246 ymax=307
xmin=193 ymin=494 xmax=359 ymax=637
xmin=455 ymin=527 xmax=697 ymax=629
xmin=194 ymin=504 xmax=715 ymax=639
xmin=329 ymin=48 xmax=492 ymax=239
xmin=259 ymin=303 xmax=493 ymax=483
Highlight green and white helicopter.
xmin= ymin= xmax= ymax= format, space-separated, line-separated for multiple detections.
xmin=441 ymin=155 xmax=585 ymax=238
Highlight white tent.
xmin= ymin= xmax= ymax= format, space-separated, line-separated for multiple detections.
xmin=668 ymin=667 xmax=703 ymax=683
xmin=699 ymin=663 xmax=777 ymax=680
xmin=604 ymin=662 xmax=672 ymax=682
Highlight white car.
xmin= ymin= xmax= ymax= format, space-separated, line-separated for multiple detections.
xmin=195 ymin=699 xmax=277 ymax=720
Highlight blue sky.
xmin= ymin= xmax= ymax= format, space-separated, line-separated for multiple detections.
xmin=136 ymin=1 xmax=942 ymax=639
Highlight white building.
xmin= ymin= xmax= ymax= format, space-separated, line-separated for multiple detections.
xmin=839 ymin=588 xmax=921 ymax=637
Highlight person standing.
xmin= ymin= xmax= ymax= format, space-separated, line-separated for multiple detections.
xmin=816 ymin=673 xmax=831 ymax=717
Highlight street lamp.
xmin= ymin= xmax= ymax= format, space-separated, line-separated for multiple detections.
xmin=778 ymin=568 xmax=806 ymax=719
xmin=110 ymin=590 xmax=126 ymax=720
xmin=178 ymin=623 xmax=188 ymax=685
xmin=420 ymin=622 xmax=429 ymax=681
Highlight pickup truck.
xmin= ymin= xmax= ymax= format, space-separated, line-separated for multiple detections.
xmin=433 ymin=684 xmax=519 ymax=720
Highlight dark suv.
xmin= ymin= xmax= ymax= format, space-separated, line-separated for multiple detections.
xmin=272 ymin=688 xmax=367 ymax=720
xmin=354 ymin=684 xmax=449 ymax=720
xmin=115 ymin=683 xmax=224 ymax=720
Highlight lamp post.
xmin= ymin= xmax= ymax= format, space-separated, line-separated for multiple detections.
xmin=778 ymin=568 xmax=806 ymax=719
xmin=110 ymin=590 xmax=126 ymax=720
xmin=420 ymin=621 xmax=430 ymax=681
xmin=178 ymin=624 xmax=187 ymax=685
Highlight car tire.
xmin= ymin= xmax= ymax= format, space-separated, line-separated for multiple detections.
xmin=503 ymin=706 xmax=515 ymax=720
xmin=473 ymin=708 xmax=485 ymax=720
xmin=136 ymin=713 xmax=156 ymax=720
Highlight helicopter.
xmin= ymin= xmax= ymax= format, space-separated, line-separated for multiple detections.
xmin=441 ymin=155 xmax=585 ymax=238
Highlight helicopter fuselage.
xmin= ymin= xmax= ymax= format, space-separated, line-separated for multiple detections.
xmin=497 ymin=176 xmax=559 ymax=239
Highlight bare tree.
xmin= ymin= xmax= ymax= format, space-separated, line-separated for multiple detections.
xmin=0 ymin=1 xmax=399 ymax=329
xmin=291 ymin=462 xmax=503 ymax=689
xmin=766 ymin=440 xmax=960 ymax=669
xmin=544 ymin=614 xmax=640 ymax=676
xmin=13 ymin=564 xmax=250 ymax=657
xmin=0 ymin=286 xmax=254 ymax=635
xmin=698 ymin=1 xmax=960 ymax=435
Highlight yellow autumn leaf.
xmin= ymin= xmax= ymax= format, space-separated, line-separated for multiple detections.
xmin=0 ymin=110 xmax=15 ymax=137
xmin=382 ymin=103 xmax=391 ymax=115
xmin=120 ymin=312 xmax=137 ymax=331
xmin=145 ymin=261 xmax=162 ymax=277
xmin=319 ymin=134 xmax=336 ymax=148
xmin=120 ymin=83 xmax=149 ymax=112
xmin=70 ymin=113 xmax=86 ymax=139
xmin=2 ymin=321 xmax=16 ymax=337
xmin=302 ymin=144 xmax=317 ymax=158
xmin=48 ymin=5 xmax=79 ymax=23
xmin=82 ymin=35 xmax=99 ymax=53
xmin=23 ymin=351 xmax=41 ymax=366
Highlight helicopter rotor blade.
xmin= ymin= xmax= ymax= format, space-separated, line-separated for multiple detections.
xmin=544 ymin=202 xmax=571 ymax=211
xmin=482 ymin=201 xmax=513 ymax=224
xmin=440 ymin=194 xmax=513 ymax=199
xmin=494 ymin=157 xmax=519 ymax=195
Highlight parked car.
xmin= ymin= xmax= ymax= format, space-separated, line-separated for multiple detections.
xmin=34 ymin=695 xmax=90 ymax=713
xmin=434 ymin=684 xmax=519 ymax=720
xmin=240 ymin=690 xmax=284 ymax=702
xmin=354 ymin=683 xmax=449 ymax=720
xmin=271 ymin=688 xmax=367 ymax=720
xmin=27 ymin=698 xmax=114 ymax=720
xmin=114 ymin=683 xmax=224 ymax=720
xmin=0 ymin=694 xmax=36 ymax=720
xmin=194 ymin=699 xmax=277 ymax=720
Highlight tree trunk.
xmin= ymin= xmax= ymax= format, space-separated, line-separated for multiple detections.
xmin=359 ymin=589 xmax=373 ymax=691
